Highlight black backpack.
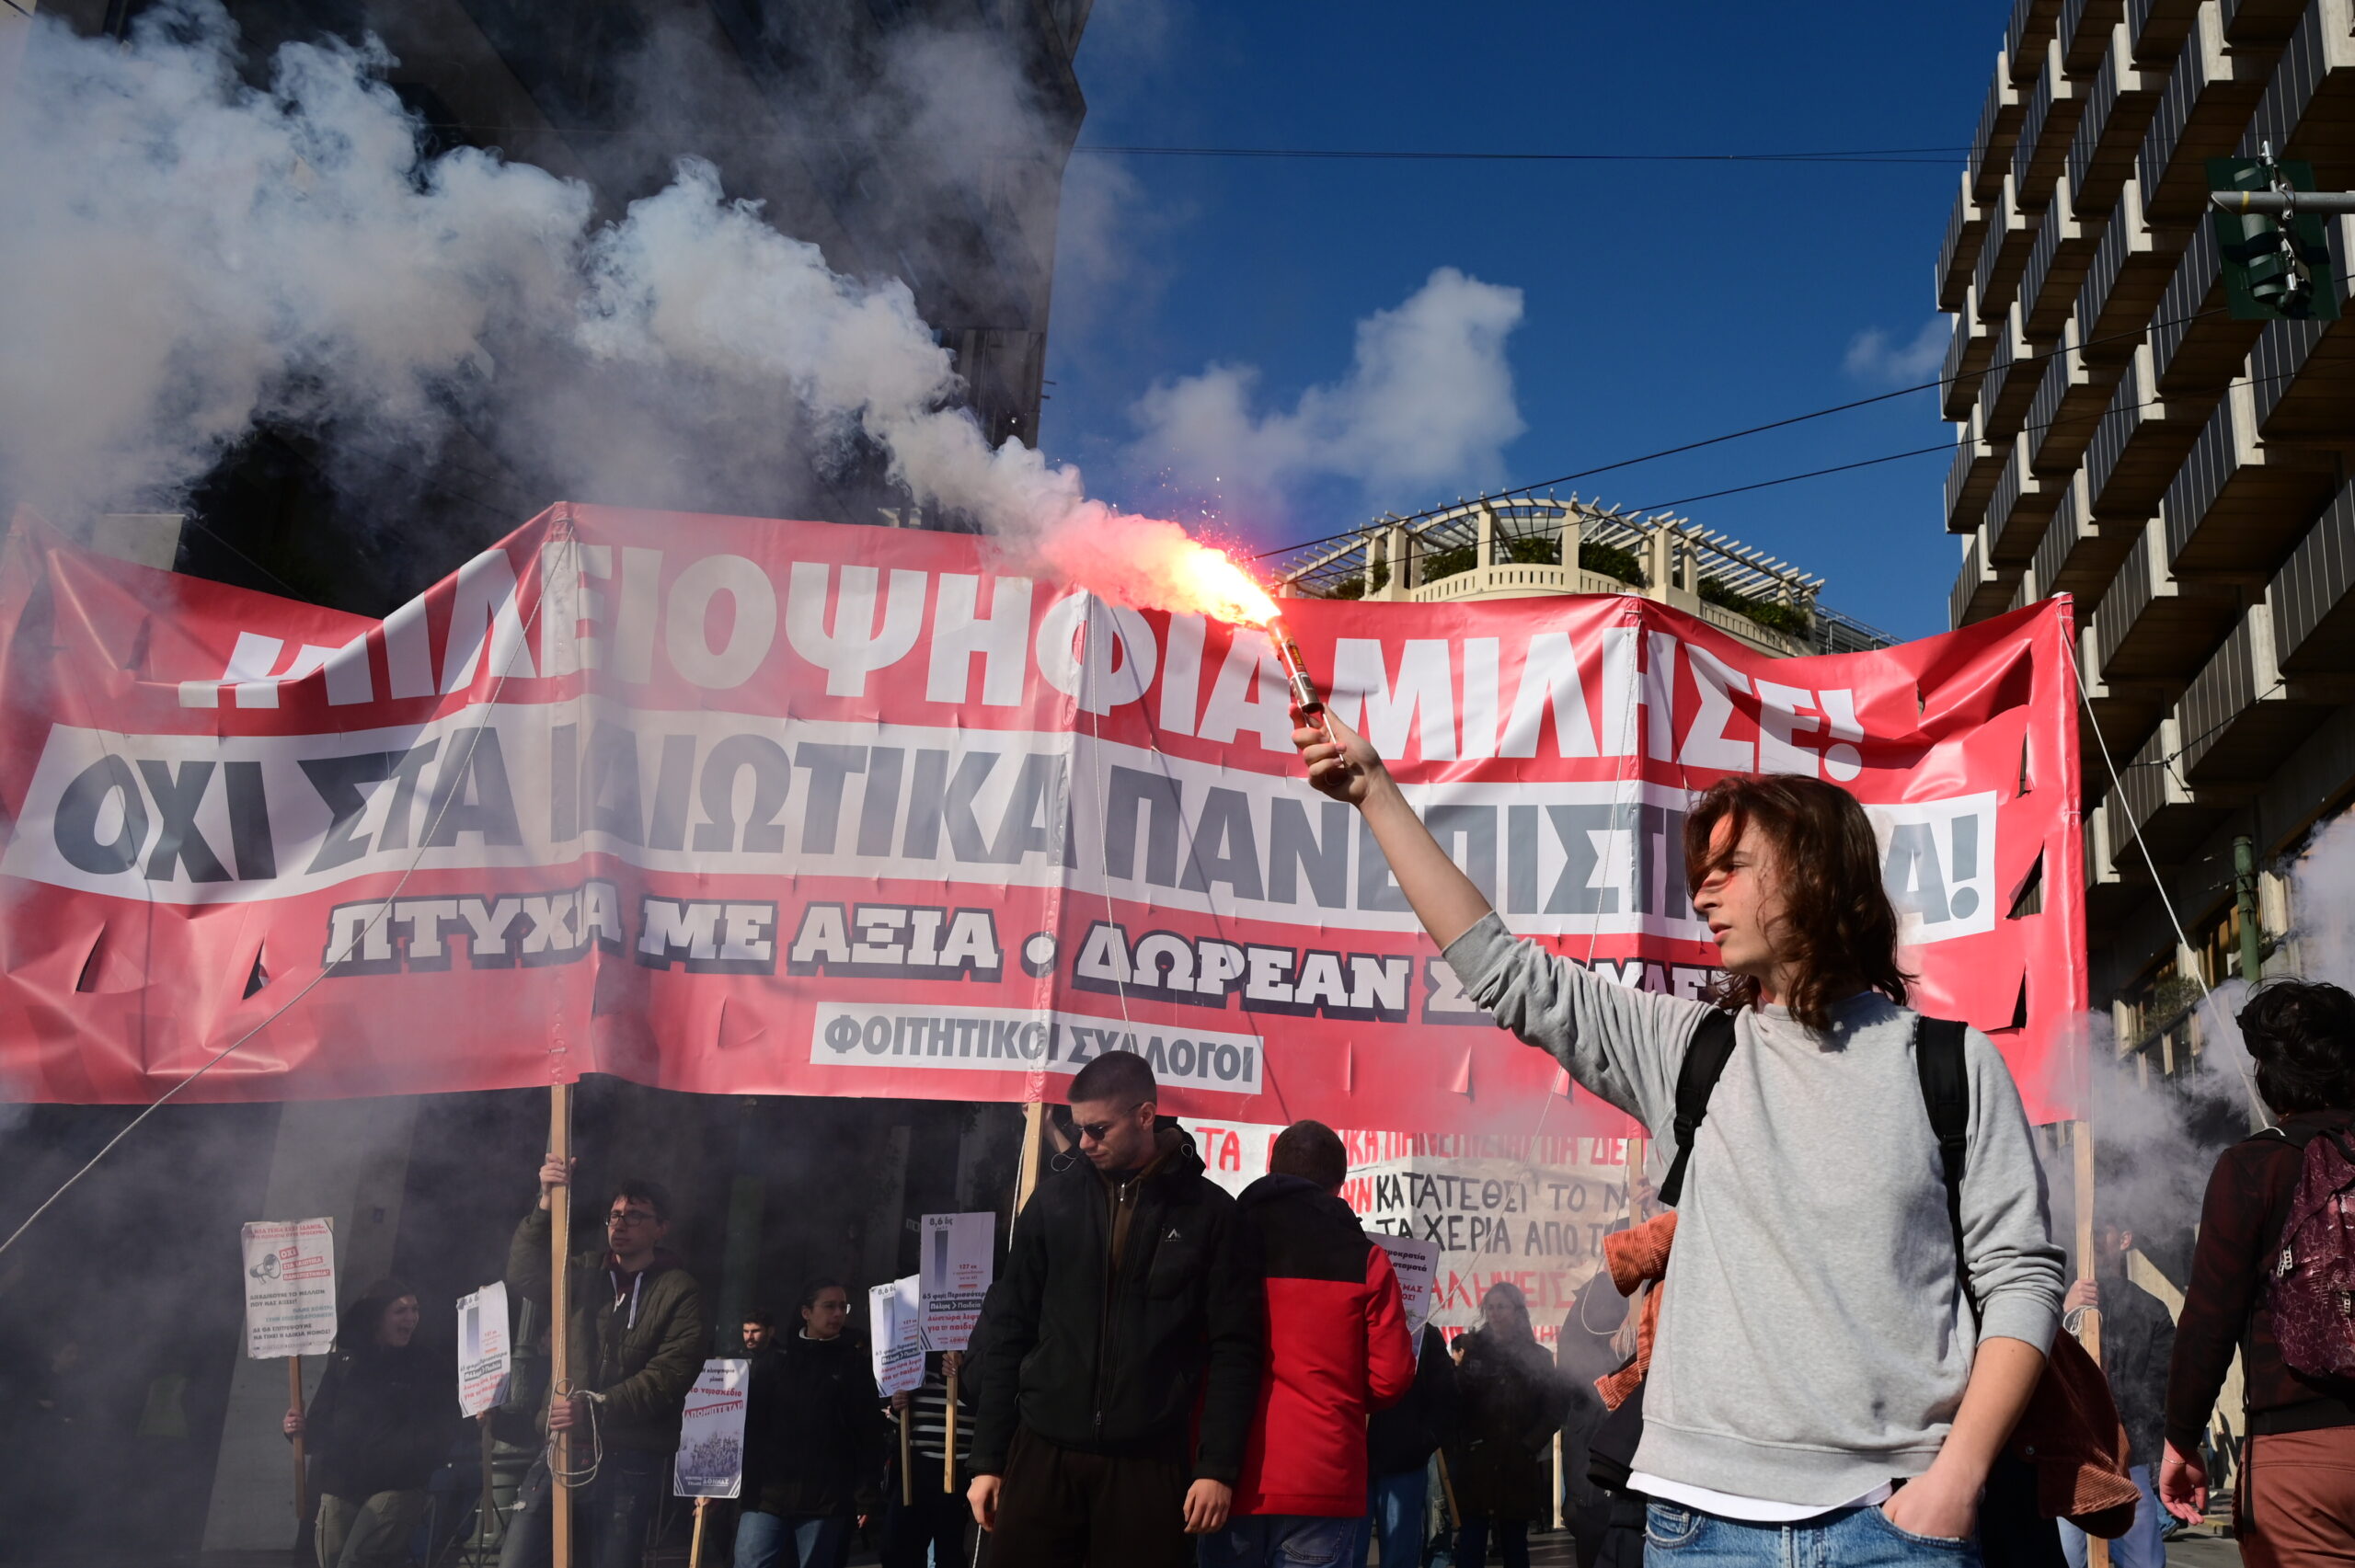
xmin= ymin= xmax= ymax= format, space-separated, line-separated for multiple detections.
xmin=1585 ymin=1011 xmax=2062 ymax=1568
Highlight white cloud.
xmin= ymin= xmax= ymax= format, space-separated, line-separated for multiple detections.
xmin=1844 ymin=316 xmax=1951 ymax=384
xmin=1126 ymin=266 xmax=1527 ymax=513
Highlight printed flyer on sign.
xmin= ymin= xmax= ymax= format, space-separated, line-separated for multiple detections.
xmin=869 ymin=1276 xmax=924 ymax=1398
xmin=239 ymin=1218 xmax=337 ymax=1358
xmin=672 ymin=1359 xmax=750 ymax=1499
xmin=918 ymin=1211 xmax=994 ymax=1353
xmin=1373 ymin=1232 xmax=1441 ymax=1345
xmin=456 ymin=1281 xmax=511 ymax=1418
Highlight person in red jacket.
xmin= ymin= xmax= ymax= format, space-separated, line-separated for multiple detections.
xmin=1202 ymin=1119 xmax=1417 ymax=1568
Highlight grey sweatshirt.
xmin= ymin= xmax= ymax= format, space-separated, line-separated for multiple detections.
xmin=1445 ymin=913 xmax=2062 ymax=1506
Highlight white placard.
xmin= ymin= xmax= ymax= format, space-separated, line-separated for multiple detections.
xmin=1373 ymin=1233 xmax=1442 ymax=1345
xmin=673 ymin=1359 xmax=751 ymax=1498
xmin=239 ymin=1218 xmax=337 ymax=1358
xmin=869 ymin=1276 xmax=925 ymax=1397
xmin=918 ymin=1211 xmax=995 ymax=1352
xmin=456 ymin=1281 xmax=511 ymax=1417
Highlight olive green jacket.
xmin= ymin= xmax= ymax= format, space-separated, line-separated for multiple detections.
xmin=506 ymin=1207 xmax=707 ymax=1453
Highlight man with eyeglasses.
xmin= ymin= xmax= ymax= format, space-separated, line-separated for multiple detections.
xmin=966 ymin=1049 xmax=1262 ymax=1568
xmin=499 ymin=1158 xmax=707 ymax=1568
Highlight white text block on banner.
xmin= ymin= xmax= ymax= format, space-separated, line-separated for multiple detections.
xmin=918 ymin=1211 xmax=995 ymax=1353
xmin=869 ymin=1276 xmax=924 ymax=1397
xmin=456 ymin=1281 xmax=511 ymax=1417
xmin=240 ymin=1218 xmax=337 ymax=1359
xmin=673 ymin=1359 xmax=751 ymax=1498
xmin=1373 ymin=1232 xmax=1441 ymax=1345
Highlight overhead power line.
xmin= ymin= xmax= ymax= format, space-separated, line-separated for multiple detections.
xmin=1253 ymin=305 xmax=2228 ymax=563
xmin=1071 ymin=143 xmax=1970 ymax=166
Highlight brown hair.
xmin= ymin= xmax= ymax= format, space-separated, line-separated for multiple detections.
xmin=1683 ymin=774 xmax=1911 ymax=1029
xmin=1269 ymin=1120 xmax=1348 ymax=1190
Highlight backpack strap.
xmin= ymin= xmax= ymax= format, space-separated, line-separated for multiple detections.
xmin=1657 ymin=1011 xmax=1739 ymax=1208
xmin=1913 ymin=1016 xmax=1972 ymax=1301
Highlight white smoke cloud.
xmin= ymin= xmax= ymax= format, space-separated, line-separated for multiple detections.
xmin=1843 ymin=317 xmax=1950 ymax=385
xmin=1125 ymin=267 xmax=1528 ymax=514
xmin=0 ymin=2 xmax=1279 ymax=621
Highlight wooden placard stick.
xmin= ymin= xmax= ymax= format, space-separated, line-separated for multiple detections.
xmin=288 ymin=1355 xmax=307 ymax=1528
xmin=687 ymin=1496 xmax=709 ymax=1568
xmin=1435 ymin=1448 xmax=1462 ymax=1531
xmin=548 ymin=1083 xmax=575 ymax=1568
xmin=900 ymin=1402 xmax=914 ymax=1506
xmin=944 ymin=1360 xmax=960 ymax=1495
xmin=2075 ymin=1119 xmax=2108 ymax=1568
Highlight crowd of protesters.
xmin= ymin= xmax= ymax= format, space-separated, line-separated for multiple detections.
xmin=256 ymin=736 xmax=2355 ymax=1568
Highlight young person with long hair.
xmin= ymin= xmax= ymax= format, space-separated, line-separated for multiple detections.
xmin=1294 ymin=715 xmax=2064 ymax=1563
xmin=2159 ymin=979 xmax=2355 ymax=1563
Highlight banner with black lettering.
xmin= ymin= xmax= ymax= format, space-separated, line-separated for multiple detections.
xmin=0 ymin=504 xmax=2086 ymax=1129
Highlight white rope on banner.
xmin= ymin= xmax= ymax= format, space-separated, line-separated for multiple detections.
xmin=0 ymin=520 xmax=568 ymax=1260
xmin=2065 ymin=633 xmax=2271 ymax=1129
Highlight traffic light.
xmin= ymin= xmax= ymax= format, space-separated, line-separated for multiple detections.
xmin=2209 ymin=154 xmax=2339 ymax=322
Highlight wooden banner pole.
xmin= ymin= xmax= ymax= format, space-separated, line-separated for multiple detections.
xmin=944 ymin=1361 xmax=961 ymax=1495
xmin=900 ymin=1403 xmax=914 ymax=1505
xmin=549 ymin=1083 xmax=574 ymax=1568
xmin=477 ymin=1413 xmax=497 ymax=1560
xmin=288 ymin=1355 xmax=307 ymax=1531
xmin=2074 ymin=1118 xmax=2108 ymax=1568
xmin=687 ymin=1496 xmax=709 ymax=1568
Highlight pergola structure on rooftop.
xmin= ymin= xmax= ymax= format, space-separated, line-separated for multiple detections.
xmin=1269 ymin=492 xmax=1895 ymax=657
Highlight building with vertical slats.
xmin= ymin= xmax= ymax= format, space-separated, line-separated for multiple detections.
xmin=1940 ymin=0 xmax=2354 ymax=1071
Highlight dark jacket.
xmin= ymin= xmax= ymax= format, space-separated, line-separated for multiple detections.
xmin=307 ymin=1341 xmax=455 ymax=1500
xmin=969 ymin=1128 xmax=1261 ymax=1482
xmin=2082 ymin=1266 xmax=2172 ymax=1470
xmin=1446 ymin=1326 xmax=1572 ymax=1524
xmin=2165 ymin=1109 xmax=2355 ymax=1453
xmin=1233 ymin=1175 xmax=1415 ymax=1516
xmin=505 ymin=1207 xmax=707 ymax=1454
xmin=1367 ymin=1324 xmax=1460 ymax=1479
xmin=742 ymin=1332 xmax=886 ymax=1517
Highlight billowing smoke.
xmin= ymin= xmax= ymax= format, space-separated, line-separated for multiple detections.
xmin=0 ymin=2 xmax=1273 ymax=619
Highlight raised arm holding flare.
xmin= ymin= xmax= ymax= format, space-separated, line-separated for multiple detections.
xmin=1292 ymin=711 xmax=2063 ymax=1554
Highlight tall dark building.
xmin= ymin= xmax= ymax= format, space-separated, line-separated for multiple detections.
xmin=6 ymin=2 xmax=1091 ymax=1555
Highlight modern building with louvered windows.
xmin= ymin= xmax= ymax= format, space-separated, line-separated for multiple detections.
xmin=1939 ymin=0 xmax=2352 ymax=1074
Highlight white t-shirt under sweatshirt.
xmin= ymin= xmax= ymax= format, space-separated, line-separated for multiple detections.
xmin=1444 ymin=913 xmax=2064 ymax=1514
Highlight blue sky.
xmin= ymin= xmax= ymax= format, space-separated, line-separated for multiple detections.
xmin=1036 ymin=3 xmax=2009 ymax=641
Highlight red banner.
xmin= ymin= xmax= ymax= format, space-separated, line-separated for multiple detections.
xmin=0 ymin=505 xmax=2086 ymax=1128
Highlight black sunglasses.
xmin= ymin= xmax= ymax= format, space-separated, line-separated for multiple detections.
xmin=1074 ymin=1105 xmax=1143 ymax=1143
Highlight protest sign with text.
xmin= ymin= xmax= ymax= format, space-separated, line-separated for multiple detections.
xmin=918 ymin=1212 xmax=994 ymax=1353
xmin=869 ymin=1276 xmax=924 ymax=1398
xmin=672 ymin=1359 xmax=751 ymax=1498
xmin=456 ymin=1281 xmax=511 ymax=1417
xmin=239 ymin=1218 xmax=336 ymax=1359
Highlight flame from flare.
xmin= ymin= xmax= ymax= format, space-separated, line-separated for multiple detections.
xmin=1028 ymin=504 xmax=1281 ymax=626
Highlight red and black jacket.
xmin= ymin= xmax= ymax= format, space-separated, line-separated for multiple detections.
xmin=1233 ymin=1173 xmax=1416 ymax=1517
xmin=2165 ymin=1108 xmax=2355 ymax=1452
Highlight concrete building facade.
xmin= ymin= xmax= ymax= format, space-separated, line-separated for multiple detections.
xmin=1938 ymin=0 xmax=2355 ymax=1073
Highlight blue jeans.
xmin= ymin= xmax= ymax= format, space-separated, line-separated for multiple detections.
xmin=1200 ymin=1514 xmax=1361 ymax=1567
xmin=2058 ymin=1463 xmax=2165 ymax=1568
xmin=1644 ymin=1501 xmax=1982 ymax=1565
xmin=1454 ymin=1516 xmax=1527 ymax=1568
xmin=499 ymin=1448 xmax=665 ymax=1568
xmin=1355 ymin=1468 xmax=1428 ymax=1567
xmin=733 ymin=1509 xmax=849 ymax=1568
